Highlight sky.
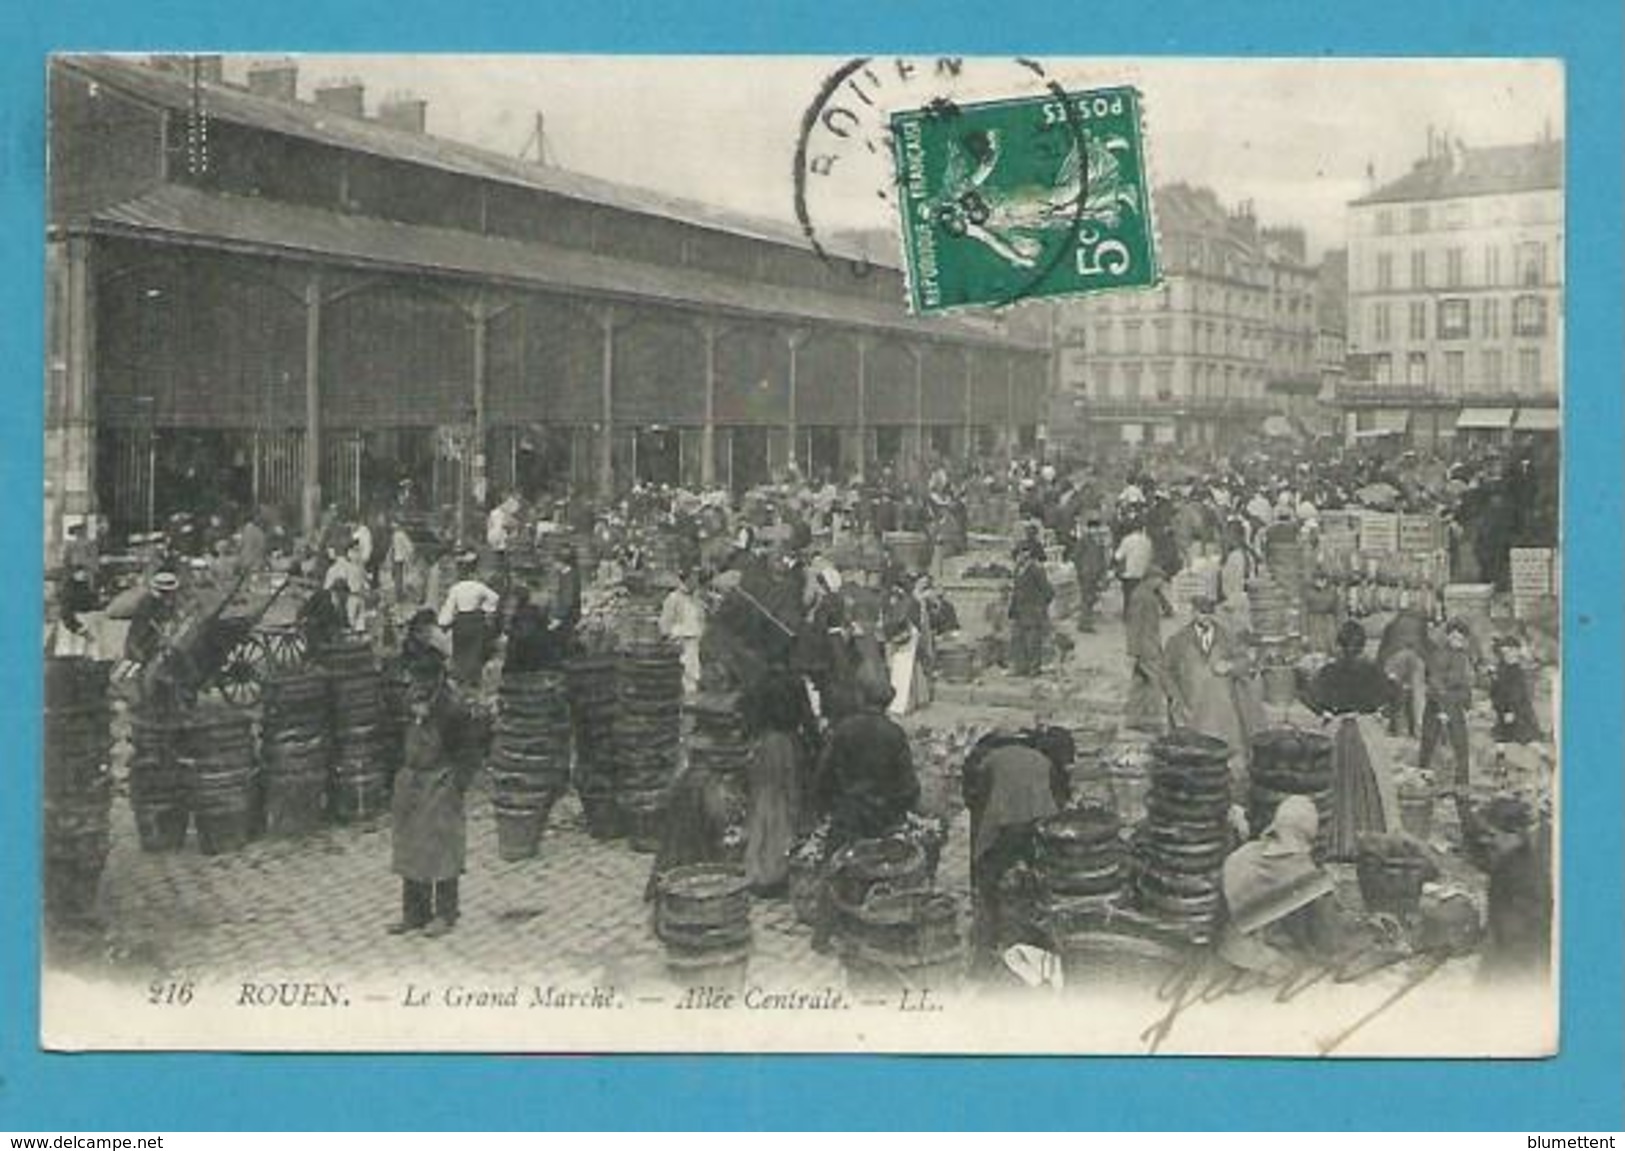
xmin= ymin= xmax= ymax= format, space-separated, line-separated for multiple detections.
xmin=222 ymin=55 xmax=1564 ymax=261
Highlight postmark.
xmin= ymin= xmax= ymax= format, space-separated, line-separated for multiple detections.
xmin=792 ymin=56 xmax=1084 ymax=284
xmin=890 ymin=86 xmax=1160 ymax=314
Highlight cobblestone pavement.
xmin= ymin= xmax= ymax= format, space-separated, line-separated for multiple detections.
xmin=45 ymin=612 xmax=1552 ymax=998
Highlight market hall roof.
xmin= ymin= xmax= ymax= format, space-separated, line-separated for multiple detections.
xmin=88 ymin=184 xmax=1041 ymax=350
xmin=54 ymin=54 xmax=890 ymax=269
xmin=1351 ymin=140 xmax=1563 ymax=206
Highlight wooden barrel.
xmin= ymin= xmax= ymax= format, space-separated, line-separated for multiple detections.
xmin=1035 ymin=807 xmax=1126 ymax=898
xmin=656 ymin=864 xmax=753 ymax=987
xmin=839 ymin=891 xmax=963 ymax=993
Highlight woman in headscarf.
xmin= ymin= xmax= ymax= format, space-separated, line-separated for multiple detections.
xmin=1219 ymin=796 xmax=1341 ymax=974
xmin=1303 ymin=619 xmax=1401 ymax=860
xmin=1124 ymin=568 xmax=1179 ymax=733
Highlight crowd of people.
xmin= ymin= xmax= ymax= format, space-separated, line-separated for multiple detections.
xmin=49 ymin=430 xmax=1557 ymax=982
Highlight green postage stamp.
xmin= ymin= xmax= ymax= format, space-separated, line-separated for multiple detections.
xmin=891 ymin=85 xmax=1159 ymax=314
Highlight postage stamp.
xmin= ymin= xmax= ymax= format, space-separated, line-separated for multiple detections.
xmin=891 ymin=86 xmax=1159 ymax=313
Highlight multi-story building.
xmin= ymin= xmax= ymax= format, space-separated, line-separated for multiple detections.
xmin=1260 ymin=225 xmax=1324 ymax=438
xmin=1054 ymin=184 xmax=1311 ymax=452
xmin=1342 ymin=133 xmax=1563 ymax=446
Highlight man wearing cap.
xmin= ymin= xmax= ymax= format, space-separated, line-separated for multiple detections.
xmin=1113 ymin=516 xmax=1154 ymax=615
xmin=1421 ymin=618 xmax=1476 ymax=793
xmin=1165 ymin=593 xmax=1257 ymax=796
xmin=388 ymin=660 xmax=480 ymax=938
xmin=1069 ymin=517 xmax=1108 ymax=634
xmin=1007 ymin=539 xmax=1053 ymax=678
xmin=125 ymin=572 xmax=180 ymax=666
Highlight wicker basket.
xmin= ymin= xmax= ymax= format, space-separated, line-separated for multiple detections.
xmin=1356 ymin=853 xmax=1433 ymax=915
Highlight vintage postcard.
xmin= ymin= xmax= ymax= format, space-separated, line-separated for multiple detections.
xmin=41 ymin=54 xmax=1561 ymax=1054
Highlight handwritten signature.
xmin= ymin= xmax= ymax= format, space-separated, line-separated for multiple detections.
xmin=1139 ymin=948 xmax=1450 ymax=1055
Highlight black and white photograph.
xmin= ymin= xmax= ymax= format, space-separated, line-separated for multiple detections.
xmin=41 ymin=53 xmax=1561 ymax=1054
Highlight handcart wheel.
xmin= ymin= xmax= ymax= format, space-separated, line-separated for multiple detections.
xmin=267 ymin=628 xmax=307 ymax=670
xmin=218 ymin=634 xmax=268 ymax=707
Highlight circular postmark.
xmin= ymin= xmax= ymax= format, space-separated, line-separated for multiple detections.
xmin=792 ymin=56 xmax=1090 ymax=310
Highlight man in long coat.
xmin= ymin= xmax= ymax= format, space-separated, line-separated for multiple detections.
xmin=388 ymin=665 xmax=481 ymax=937
xmin=1007 ymin=542 xmax=1053 ymax=677
xmin=1165 ymin=594 xmax=1260 ymax=798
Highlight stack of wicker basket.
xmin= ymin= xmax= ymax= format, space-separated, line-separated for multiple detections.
xmin=490 ymin=669 xmax=573 ymax=860
xmin=259 ymin=669 xmax=332 ymax=837
xmin=614 ymin=638 xmax=684 ymax=852
xmin=321 ymin=639 xmax=391 ymax=822
xmin=43 ymin=658 xmax=114 ymax=916
xmin=565 ymin=654 xmax=620 ymax=839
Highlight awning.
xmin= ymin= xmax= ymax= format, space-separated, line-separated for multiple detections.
xmin=1455 ymin=407 xmax=1516 ymax=430
xmin=1515 ymin=407 xmax=1560 ymax=432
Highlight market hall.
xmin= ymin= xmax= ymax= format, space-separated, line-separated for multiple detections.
xmin=48 ymin=54 xmax=1049 ymax=554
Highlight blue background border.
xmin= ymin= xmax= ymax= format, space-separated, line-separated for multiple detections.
xmin=3 ymin=0 xmax=1620 ymax=1131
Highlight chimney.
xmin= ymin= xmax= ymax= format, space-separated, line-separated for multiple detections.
xmin=313 ymin=79 xmax=366 ymax=118
xmin=247 ymin=60 xmax=298 ymax=102
xmin=378 ymin=93 xmax=427 ymax=134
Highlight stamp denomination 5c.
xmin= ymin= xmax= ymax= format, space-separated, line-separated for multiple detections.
xmin=891 ymin=86 xmax=1159 ymax=313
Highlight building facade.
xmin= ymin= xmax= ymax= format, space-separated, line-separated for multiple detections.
xmin=1342 ymin=134 xmax=1563 ymax=446
xmin=1053 ymin=184 xmax=1314 ymax=452
xmin=45 ymin=55 xmax=1050 ymax=551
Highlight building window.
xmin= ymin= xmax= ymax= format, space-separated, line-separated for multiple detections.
xmin=1373 ymin=302 xmax=1392 ymax=342
xmin=1482 ymin=297 xmax=1501 ymax=338
xmin=1410 ymin=249 xmax=1427 ymax=290
xmin=1124 ymin=320 xmax=1143 ymax=354
xmin=1376 ymin=252 xmax=1394 ymax=290
xmin=1376 ymin=209 xmax=1394 ymax=236
xmin=1482 ymin=349 xmax=1504 ymax=388
xmin=1438 ymin=298 xmax=1470 ymax=339
xmin=1518 ymin=242 xmax=1545 ymax=287
xmin=1154 ymin=363 xmax=1173 ymax=400
xmin=1513 ymin=294 xmax=1548 ymax=336
xmin=1408 ymin=301 xmax=1428 ymax=341
xmin=1518 ymin=348 xmax=1541 ymax=389
xmin=1094 ymin=322 xmax=1114 ymax=354
xmin=1407 ymin=351 xmax=1428 ymax=386
xmin=1408 ymin=205 xmax=1429 ymax=233
xmin=1122 ymin=364 xmax=1143 ymax=403
xmin=1444 ymin=202 xmax=1468 ymax=229
xmin=1373 ymin=353 xmax=1393 ymax=386
xmin=1446 ymin=247 xmax=1464 ymax=288
xmin=1095 ymin=363 xmax=1114 ymax=399
xmin=1484 ymin=245 xmax=1502 ymax=287
xmin=1154 ymin=320 xmax=1172 ymax=354
xmin=1444 ymin=351 xmax=1465 ymax=392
